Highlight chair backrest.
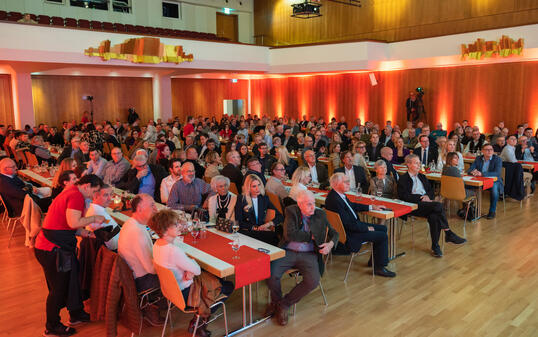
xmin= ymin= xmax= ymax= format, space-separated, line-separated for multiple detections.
xmin=265 ymin=208 xmax=275 ymax=223
xmin=37 ymin=15 xmax=50 ymax=25
xmin=0 ymin=193 xmax=15 ymax=218
xmin=229 ymin=182 xmax=238 ymax=195
xmin=25 ymin=152 xmax=39 ymax=167
xmin=103 ymin=142 xmax=111 ymax=154
xmin=51 ymin=16 xmax=64 ymax=26
xmin=266 ymin=191 xmax=284 ymax=215
xmin=328 ymin=159 xmax=335 ymax=177
xmin=325 ymin=209 xmax=346 ymax=244
xmin=154 ymin=263 xmax=187 ymax=311
xmin=64 ymin=17 xmax=77 ymax=27
xmin=121 ymin=143 xmax=129 ymax=156
xmin=78 ymin=19 xmax=90 ymax=29
xmin=203 ymin=176 xmax=211 ymax=184
xmin=440 ymin=175 xmax=466 ymax=201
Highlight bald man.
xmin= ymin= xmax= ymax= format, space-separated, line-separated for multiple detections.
xmin=167 ymin=162 xmax=214 ymax=211
xmin=0 ymin=158 xmax=51 ymax=216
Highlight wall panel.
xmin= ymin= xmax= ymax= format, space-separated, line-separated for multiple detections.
xmin=31 ymin=75 xmax=153 ymax=127
xmin=254 ymin=0 xmax=538 ymax=46
xmin=171 ymin=78 xmax=249 ymax=121
xmin=0 ymin=74 xmax=14 ymax=126
xmin=250 ymin=61 xmax=538 ymax=132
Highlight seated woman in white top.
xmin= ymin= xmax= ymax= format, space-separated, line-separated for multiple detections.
xmin=149 ymin=209 xmax=233 ymax=336
xmin=438 ymin=139 xmax=464 ymax=172
xmin=207 ymin=175 xmax=237 ymax=223
xmin=288 ymin=166 xmax=311 ymax=201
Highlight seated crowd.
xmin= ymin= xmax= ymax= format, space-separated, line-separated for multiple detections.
xmin=0 ymin=114 xmax=537 ymax=336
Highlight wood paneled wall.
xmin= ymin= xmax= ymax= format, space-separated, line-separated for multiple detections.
xmin=250 ymin=61 xmax=538 ymax=132
xmin=171 ymin=78 xmax=249 ymax=120
xmin=31 ymin=75 xmax=154 ymax=127
xmin=254 ymin=0 xmax=538 ymax=46
xmin=0 ymin=75 xmax=14 ymax=126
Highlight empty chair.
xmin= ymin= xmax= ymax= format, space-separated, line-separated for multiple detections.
xmin=30 ymin=14 xmax=37 ymax=21
xmin=78 ymin=19 xmax=90 ymax=29
xmin=102 ymin=21 xmax=114 ymax=31
xmin=51 ymin=16 xmax=64 ymax=26
xmin=64 ymin=17 xmax=77 ymax=27
xmin=37 ymin=15 xmax=51 ymax=25
xmin=7 ymin=11 xmax=22 ymax=21
xmin=146 ymin=26 xmax=156 ymax=35
xmin=0 ymin=11 xmax=7 ymax=20
xmin=134 ymin=25 xmax=146 ymax=33
xmin=90 ymin=20 xmax=102 ymax=30
xmin=114 ymin=23 xmax=126 ymax=32
xmin=125 ymin=24 xmax=136 ymax=33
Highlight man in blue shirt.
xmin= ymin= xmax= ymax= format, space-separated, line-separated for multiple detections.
xmin=468 ymin=144 xmax=503 ymax=219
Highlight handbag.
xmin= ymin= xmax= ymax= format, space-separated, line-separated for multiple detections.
xmin=215 ymin=217 xmax=233 ymax=233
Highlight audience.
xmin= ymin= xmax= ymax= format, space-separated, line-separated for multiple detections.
xmin=203 ymin=151 xmax=221 ymax=180
xmin=51 ymin=169 xmax=77 ymax=198
xmin=368 ymin=160 xmax=397 ymax=198
xmin=83 ymin=148 xmax=107 ymax=179
xmin=302 ymin=149 xmax=329 ymax=189
xmin=289 ymin=167 xmax=311 ymax=201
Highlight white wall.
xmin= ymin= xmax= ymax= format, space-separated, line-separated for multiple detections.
xmin=0 ymin=0 xmax=254 ymax=43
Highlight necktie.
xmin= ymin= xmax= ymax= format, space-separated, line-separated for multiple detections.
xmin=423 ymin=149 xmax=428 ymax=165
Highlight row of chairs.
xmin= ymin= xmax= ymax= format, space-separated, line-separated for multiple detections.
xmin=0 ymin=10 xmax=228 ymax=42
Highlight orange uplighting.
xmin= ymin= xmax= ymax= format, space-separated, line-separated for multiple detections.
xmin=472 ymin=98 xmax=487 ymax=132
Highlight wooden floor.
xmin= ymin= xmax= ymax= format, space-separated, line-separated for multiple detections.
xmin=2 ymin=195 xmax=538 ymax=337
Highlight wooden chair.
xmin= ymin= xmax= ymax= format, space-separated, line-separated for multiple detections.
xmin=102 ymin=142 xmax=111 ymax=155
xmin=229 ymin=182 xmax=239 ymax=195
xmin=121 ymin=143 xmax=130 ymax=156
xmin=154 ymin=263 xmax=229 ymax=337
xmin=327 ymin=159 xmax=335 ymax=177
xmin=25 ymin=152 xmax=39 ymax=167
xmin=0 ymin=194 xmax=23 ymax=248
xmin=325 ymin=209 xmax=374 ymax=282
xmin=266 ymin=191 xmax=284 ymax=216
xmin=440 ymin=175 xmax=477 ymax=230
xmin=203 ymin=176 xmax=212 ymax=184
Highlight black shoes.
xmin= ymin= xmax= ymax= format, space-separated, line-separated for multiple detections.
xmin=486 ymin=212 xmax=496 ymax=219
xmin=275 ymin=304 xmax=289 ymax=326
xmin=432 ymin=246 xmax=443 ymax=257
xmin=43 ymin=323 xmax=76 ymax=336
xmin=68 ymin=310 xmax=90 ymax=326
xmin=188 ymin=316 xmax=211 ymax=337
xmin=445 ymin=231 xmax=467 ymax=244
xmin=374 ymin=267 xmax=396 ymax=277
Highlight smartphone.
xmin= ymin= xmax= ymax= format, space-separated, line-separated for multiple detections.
xmin=257 ymin=248 xmax=270 ymax=254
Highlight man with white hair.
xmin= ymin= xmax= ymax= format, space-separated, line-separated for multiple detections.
xmin=266 ymin=190 xmax=339 ymax=326
xmin=116 ymin=154 xmax=167 ymax=203
xmin=325 ymin=172 xmax=395 ymax=276
xmin=167 ymin=162 xmax=213 ymax=211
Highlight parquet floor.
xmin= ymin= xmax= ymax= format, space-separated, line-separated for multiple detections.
xmin=1 ymin=195 xmax=538 ymax=337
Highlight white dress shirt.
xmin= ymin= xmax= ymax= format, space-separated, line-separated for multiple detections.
xmin=160 ymin=174 xmax=181 ymax=204
xmin=86 ymin=203 xmax=120 ymax=251
xmin=344 ymin=166 xmax=356 ymax=188
xmin=252 ymin=197 xmax=259 ymax=222
xmin=409 ymin=173 xmax=427 ymax=196
xmin=118 ymin=217 xmax=155 ymax=278
xmin=309 ymin=164 xmax=318 ymax=183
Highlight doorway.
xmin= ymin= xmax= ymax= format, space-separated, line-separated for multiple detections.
xmin=216 ymin=12 xmax=238 ymax=42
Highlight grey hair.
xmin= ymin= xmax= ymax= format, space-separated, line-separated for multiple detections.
xmin=374 ymin=160 xmax=387 ymax=169
xmin=329 ymin=172 xmax=346 ymax=189
xmin=296 ymin=189 xmax=315 ymax=204
xmin=210 ymin=175 xmax=230 ymax=191
xmin=405 ymin=153 xmax=419 ymax=164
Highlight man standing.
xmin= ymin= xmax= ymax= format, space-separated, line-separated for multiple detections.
xmin=398 ymin=154 xmax=466 ymax=257
xmin=266 ymin=190 xmax=338 ymax=326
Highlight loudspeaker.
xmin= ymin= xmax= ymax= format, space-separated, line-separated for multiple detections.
xmin=369 ymin=73 xmax=377 ymax=86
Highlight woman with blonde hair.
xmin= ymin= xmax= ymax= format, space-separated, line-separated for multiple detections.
xmin=288 ymin=166 xmax=311 ymax=201
xmin=328 ymin=142 xmax=342 ymax=168
xmin=234 ymin=174 xmax=282 ymax=245
xmin=52 ymin=158 xmax=78 ymax=188
xmin=204 ymin=151 xmax=222 ymax=180
xmin=275 ymin=145 xmax=298 ymax=177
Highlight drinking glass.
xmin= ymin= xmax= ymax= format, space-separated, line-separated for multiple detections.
xmin=231 ymin=235 xmax=240 ymax=259
xmin=356 ymin=183 xmax=362 ymax=197
xmin=232 ymin=220 xmax=240 ymax=234
xmin=190 ymin=223 xmax=199 ymax=244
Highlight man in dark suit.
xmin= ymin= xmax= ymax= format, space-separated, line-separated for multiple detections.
xmin=398 ymin=154 xmax=466 ymax=257
xmin=303 ymin=149 xmax=329 ymax=189
xmin=467 ymin=144 xmax=503 ymax=219
xmin=325 ymin=172 xmax=395 ymax=277
xmin=106 ymin=127 xmax=121 ymax=148
xmin=282 ymin=128 xmax=298 ymax=152
xmin=267 ymin=190 xmax=339 ymax=326
xmin=366 ymin=133 xmax=383 ymax=161
xmin=244 ymin=157 xmax=267 ymax=185
xmin=0 ymin=158 xmax=51 ymax=216
xmin=380 ymin=147 xmax=400 ymax=182
xmin=116 ymin=154 xmax=167 ymax=203
xmin=334 ymin=151 xmax=369 ymax=193
xmin=413 ymin=135 xmax=439 ymax=166
xmin=221 ymin=151 xmax=244 ymax=192
xmin=57 ymin=136 xmax=83 ymax=164
xmin=257 ymin=142 xmax=276 ymax=174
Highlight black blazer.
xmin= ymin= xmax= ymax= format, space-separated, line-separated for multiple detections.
xmin=284 ymin=158 xmax=298 ymax=178
xmin=0 ymin=174 xmax=35 ymax=217
xmin=283 ymin=136 xmax=299 ymax=152
xmin=413 ymin=146 xmax=439 ymax=165
xmin=106 ymin=134 xmax=121 ymax=148
xmin=235 ymin=194 xmax=283 ymax=230
xmin=515 ymin=145 xmax=538 ymax=161
xmin=334 ymin=165 xmax=369 ymax=193
xmin=116 ymin=164 xmax=168 ymax=203
xmin=397 ymin=172 xmax=435 ymax=204
xmin=221 ymin=163 xmax=243 ymax=192
xmin=325 ymin=189 xmax=370 ymax=234
xmin=366 ymin=143 xmax=383 ymax=161
xmin=306 ymin=163 xmax=329 ymax=189
xmin=381 ymin=158 xmax=399 ymax=182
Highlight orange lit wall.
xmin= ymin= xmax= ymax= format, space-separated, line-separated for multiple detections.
xmin=171 ymin=78 xmax=249 ymax=119
xmin=250 ymin=61 xmax=538 ymax=132
xmin=0 ymin=74 xmax=14 ymax=126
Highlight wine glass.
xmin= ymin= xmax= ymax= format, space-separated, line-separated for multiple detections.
xmin=190 ymin=223 xmax=199 ymax=244
xmin=356 ymin=183 xmax=362 ymax=198
xmin=232 ymin=220 xmax=240 ymax=234
xmin=231 ymin=235 xmax=240 ymax=259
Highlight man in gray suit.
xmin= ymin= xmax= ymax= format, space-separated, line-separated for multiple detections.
xmin=266 ymin=190 xmax=338 ymax=326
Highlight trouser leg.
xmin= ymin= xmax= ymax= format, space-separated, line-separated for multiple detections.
xmin=266 ymin=251 xmax=297 ymax=305
xmin=280 ymin=252 xmax=320 ymax=308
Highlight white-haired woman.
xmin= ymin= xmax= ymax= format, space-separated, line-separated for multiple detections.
xmin=275 ymin=145 xmax=298 ymax=177
xmin=288 ymin=166 xmax=311 ymax=201
xmin=207 ymin=175 xmax=237 ymax=223
xmin=368 ymin=160 xmax=397 ymax=199
xmin=234 ymin=174 xmax=283 ymax=245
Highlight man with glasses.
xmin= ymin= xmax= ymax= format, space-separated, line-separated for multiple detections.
xmin=468 ymin=144 xmax=503 ymax=219
xmin=245 ymin=157 xmax=267 ymax=185
xmin=303 ymin=149 xmax=328 ymax=189
xmin=334 ymin=151 xmax=369 ymax=193
xmin=221 ymin=150 xmax=244 ymax=192
xmin=103 ymin=147 xmax=131 ymax=186
xmin=167 ymin=162 xmax=213 ymax=211
xmin=57 ymin=136 xmax=83 ymax=164
xmin=413 ymin=135 xmax=438 ymax=166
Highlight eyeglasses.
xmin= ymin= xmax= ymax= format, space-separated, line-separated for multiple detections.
xmin=274 ymin=168 xmax=285 ymax=171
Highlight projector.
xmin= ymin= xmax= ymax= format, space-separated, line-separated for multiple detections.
xmin=291 ymin=1 xmax=322 ymax=18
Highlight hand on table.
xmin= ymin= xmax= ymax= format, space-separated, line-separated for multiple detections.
xmin=420 ymin=195 xmax=431 ymax=202
xmin=372 ymin=205 xmax=386 ymax=211
xmin=319 ymin=241 xmax=334 ymax=255
xmin=470 ymin=169 xmax=482 ymax=177
xmin=258 ymin=222 xmax=274 ymax=231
